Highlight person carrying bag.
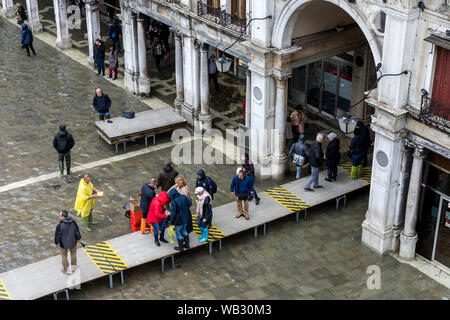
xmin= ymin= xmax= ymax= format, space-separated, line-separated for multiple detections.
xmin=288 ymin=134 xmax=310 ymax=179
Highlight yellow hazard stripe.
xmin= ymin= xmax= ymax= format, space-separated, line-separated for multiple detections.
xmin=83 ymin=241 xmax=129 ymax=275
xmin=339 ymin=162 xmax=372 ymax=184
xmin=191 ymin=214 xmax=226 ymax=241
xmin=265 ymin=186 xmax=310 ymax=213
xmin=0 ymin=278 xmax=12 ymax=300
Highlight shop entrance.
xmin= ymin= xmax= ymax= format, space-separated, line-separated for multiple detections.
xmin=416 ymin=155 xmax=450 ymax=271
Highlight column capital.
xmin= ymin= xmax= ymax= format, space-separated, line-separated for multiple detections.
xmin=193 ymin=39 xmax=200 ymax=49
xmin=200 ymin=42 xmax=209 ymax=52
xmin=137 ymin=12 xmax=145 ymax=22
xmin=246 ymin=69 xmax=251 ymax=77
xmin=413 ymin=145 xmax=426 ymax=159
xmin=174 ymin=32 xmax=182 ymax=40
xmin=275 ymin=76 xmax=288 ymax=89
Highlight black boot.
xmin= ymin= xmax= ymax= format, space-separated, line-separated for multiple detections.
xmin=108 ymin=73 xmax=112 ymax=79
xmin=325 ymin=176 xmax=333 ymax=182
xmin=113 ymin=75 xmax=117 ymax=80
xmin=99 ymin=114 xmax=105 ymax=121
xmin=154 ymin=234 xmax=160 ymax=247
xmin=105 ymin=114 xmax=111 ymax=120
xmin=102 ymin=69 xmax=105 ymax=76
xmin=159 ymin=234 xmax=168 ymax=243
xmin=65 ymin=154 xmax=71 ymax=175
xmin=174 ymin=238 xmax=184 ymax=251
xmin=183 ymin=235 xmax=190 ymax=249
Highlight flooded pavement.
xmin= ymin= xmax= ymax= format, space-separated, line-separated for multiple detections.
xmin=0 ymin=15 xmax=449 ymax=300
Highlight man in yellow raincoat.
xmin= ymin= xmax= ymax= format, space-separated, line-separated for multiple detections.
xmin=74 ymin=174 xmax=98 ymax=232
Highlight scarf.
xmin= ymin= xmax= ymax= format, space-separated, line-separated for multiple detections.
xmin=195 ymin=187 xmax=211 ymax=217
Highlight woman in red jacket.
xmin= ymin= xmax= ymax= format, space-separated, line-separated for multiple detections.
xmin=147 ymin=191 xmax=171 ymax=246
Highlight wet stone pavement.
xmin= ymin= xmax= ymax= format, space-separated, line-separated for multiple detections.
xmin=0 ymin=17 xmax=449 ymax=300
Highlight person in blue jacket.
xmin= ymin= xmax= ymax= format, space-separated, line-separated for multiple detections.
xmin=230 ymin=170 xmax=255 ymax=220
xmin=21 ymin=23 xmax=36 ymax=57
xmin=168 ymin=188 xmax=192 ymax=251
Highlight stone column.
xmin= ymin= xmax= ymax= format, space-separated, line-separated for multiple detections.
xmin=25 ymin=0 xmax=42 ymax=32
xmin=192 ymin=40 xmax=201 ymax=129
xmin=271 ymin=77 xmax=288 ymax=180
xmin=245 ymin=69 xmax=251 ymax=128
xmin=53 ymin=0 xmax=72 ymax=49
xmin=137 ymin=13 xmax=150 ymax=96
xmin=119 ymin=1 xmax=139 ymax=94
xmin=174 ymin=32 xmax=184 ymax=114
xmin=2 ymin=0 xmax=15 ymax=18
xmin=399 ymin=145 xmax=426 ymax=260
xmin=85 ymin=0 xmax=101 ymax=65
xmin=199 ymin=43 xmax=212 ymax=131
xmin=181 ymin=35 xmax=194 ymax=125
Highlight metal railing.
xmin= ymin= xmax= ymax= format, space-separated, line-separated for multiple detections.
xmin=420 ymin=94 xmax=450 ymax=131
xmin=197 ymin=1 xmax=246 ymax=33
xmin=161 ymin=0 xmax=181 ymax=4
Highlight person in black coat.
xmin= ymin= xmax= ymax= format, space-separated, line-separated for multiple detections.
xmin=304 ymin=133 xmax=324 ymax=191
xmin=324 ymin=132 xmax=340 ymax=182
xmin=21 ymin=23 xmax=36 ymax=57
xmin=168 ymin=189 xmax=192 ymax=251
xmin=53 ymin=123 xmax=75 ymax=177
xmin=92 ymin=88 xmax=112 ymax=120
xmin=195 ymin=169 xmax=217 ymax=200
xmin=93 ymin=39 xmax=106 ymax=76
xmin=16 ymin=3 xmax=27 ymax=24
xmin=140 ymin=178 xmax=156 ymax=220
xmin=54 ymin=210 xmax=81 ymax=275
xmin=355 ymin=121 xmax=372 ymax=167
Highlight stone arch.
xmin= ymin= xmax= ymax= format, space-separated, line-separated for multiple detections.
xmin=271 ymin=0 xmax=382 ymax=65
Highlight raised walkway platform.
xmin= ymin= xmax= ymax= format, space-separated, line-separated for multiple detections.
xmin=0 ymin=164 xmax=371 ymax=300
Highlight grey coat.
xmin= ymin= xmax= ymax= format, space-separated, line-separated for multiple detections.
xmin=109 ymin=49 xmax=119 ymax=69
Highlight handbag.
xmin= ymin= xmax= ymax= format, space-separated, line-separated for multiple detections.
xmin=292 ymin=153 xmax=305 ymax=166
xmin=235 ymin=178 xmax=248 ymax=201
xmin=122 ymin=111 xmax=135 ymax=119
xmin=167 ymin=225 xmax=175 ymax=243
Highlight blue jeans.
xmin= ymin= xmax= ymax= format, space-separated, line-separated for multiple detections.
xmin=296 ymin=166 xmax=302 ymax=179
xmin=94 ymin=58 xmax=105 ymax=73
xmin=150 ymin=221 xmax=166 ymax=241
xmin=98 ymin=112 xmax=110 ymax=116
xmin=352 ymin=153 xmax=363 ymax=166
xmin=327 ymin=166 xmax=337 ymax=179
xmin=305 ymin=166 xmax=320 ymax=189
xmin=175 ymin=224 xmax=188 ymax=240
xmin=58 ymin=151 xmax=70 ymax=157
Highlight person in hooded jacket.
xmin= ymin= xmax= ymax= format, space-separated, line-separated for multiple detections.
xmin=147 ymin=191 xmax=171 ymax=246
xmin=349 ymin=126 xmax=366 ymax=179
xmin=21 ymin=23 xmax=36 ymax=57
xmin=54 ymin=210 xmax=81 ymax=275
xmin=93 ymin=88 xmax=112 ymax=120
xmin=195 ymin=169 xmax=217 ymax=200
xmin=108 ymin=19 xmax=122 ymax=53
xmin=157 ymin=161 xmax=179 ymax=192
xmin=53 ymin=123 xmax=75 ymax=178
xmin=168 ymin=189 xmax=192 ymax=251
xmin=288 ymin=133 xmax=310 ymax=179
xmin=324 ymin=132 xmax=340 ymax=182
xmin=16 ymin=3 xmax=27 ymax=24
xmin=194 ymin=187 xmax=213 ymax=243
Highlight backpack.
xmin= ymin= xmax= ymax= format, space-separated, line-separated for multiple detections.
xmin=207 ymin=177 xmax=217 ymax=194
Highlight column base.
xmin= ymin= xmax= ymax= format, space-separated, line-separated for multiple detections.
xmin=181 ymin=103 xmax=194 ymax=126
xmin=88 ymin=56 xmax=95 ymax=67
xmin=174 ymin=98 xmax=184 ymax=115
xmin=2 ymin=7 xmax=15 ymax=18
xmin=361 ymin=218 xmax=393 ymax=256
xmin=30 ymin=22 xmax=43 ymax=33
xmin=390 ymin=225 xmax=403 ymax=252
xmin=271 ymin=154 xmax=287 ymax=180
xmin=198 ymin=112 xmax=212 ymax=132
xmin=138 ymin=76 xmax=151 ymax=97
xmin=124 ymin=70 xmax=138 ymax=94
xmin=399 ymin=231 xmax=418 ymax=261
xmin=255 ymin=154 xmax=273 ymax=179
xmin=56 ymin=38 xmax=72 ymax=50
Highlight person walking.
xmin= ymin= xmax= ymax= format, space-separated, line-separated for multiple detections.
xmin=16 ymin=3 xmax=27 ymax=24
xmin=355 ymin=120 xmax=372 ymax=168
xmin=108 ymin=19 xmax=122 ymax=53
xmin=74 ymin=174 xmax=99 ymax=232
xmin=20 ymin=24 xmax=36 ymax=57
xmin=151 ymin=37 xmax=164 ymax=73
xmin=54 ymin=210 xmax=81 ymax=275
xmin=304 ymin=133 xmax=324 ymax=192
xmin=92 ymin=88 xmax=112 ymax=120
xmin=53 ymin=123 xmax=75 ymax=178
xmin=230 ymin=170 xmax=255 ymax=220
xmin=288 ymin=133 xmax=309 ymax=180
xmin=157 ymin=161 xmax=179 ymax=192
xmin=195 ymin=187 xmax=213 ymax=243
xmin=324 ymin=132 xmax=340 ymax=182
xmin=147 ymin=191 xmax=171 ymax=246
xmin=195 ymin=169 xmax=217 ymax=200
xmin=93 ymin=38 xmax=106 ymax=76
xmin=169 ymin=176 xmax=192 ymax=201
xmin=168 ymin=189 xmax=192 ymax=251
xmin=209 ymin=53 xmax=219 ymax=92
xmin=241 ymin=153 xmax=261 ymax=205
xmin=290 ymin=105 xmax=308 ymax=142
xmin=140 ymin=178 xmax=156 ymax=234
xmin=348 ymin=126 xmax=365 ymax=179
xmin=108 ymin=44 xmax=119 ymax=80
